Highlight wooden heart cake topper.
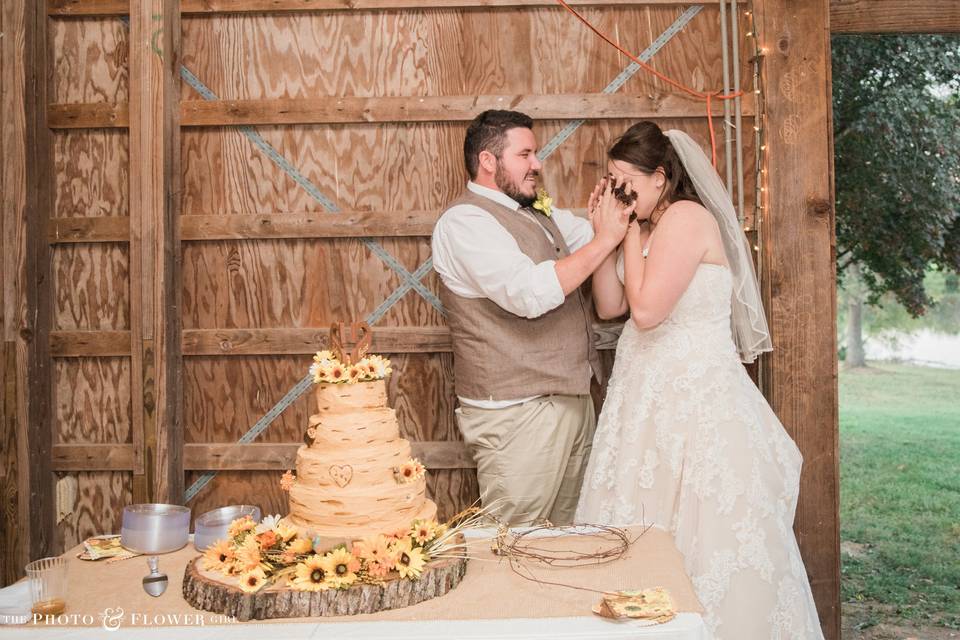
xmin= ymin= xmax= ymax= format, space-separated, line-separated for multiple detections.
xmin=329 ymin=321 xmax=372 ymax=365
xmin=329 ymin=464 xmax=353 ymax=488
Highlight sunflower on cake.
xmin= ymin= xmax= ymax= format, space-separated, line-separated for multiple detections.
xmin=192 ymin=322 xmax=472 ymax=610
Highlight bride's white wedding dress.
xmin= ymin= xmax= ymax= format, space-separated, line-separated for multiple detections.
xmin=575 ymin=257 xmax=824 ymax=640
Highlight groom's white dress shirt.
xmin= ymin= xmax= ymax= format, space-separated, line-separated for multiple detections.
xmin=432 ymin=181 xmax=594 ymax=408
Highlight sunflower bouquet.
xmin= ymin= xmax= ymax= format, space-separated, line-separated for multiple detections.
xmin=308 ymin=350 xmax=392 ymax=385
xmin=201 ymin=512 xmax=466 ymax=594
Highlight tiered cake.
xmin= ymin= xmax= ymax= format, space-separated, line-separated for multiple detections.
xmin=285 ymin=379 xmax=437 ymax=540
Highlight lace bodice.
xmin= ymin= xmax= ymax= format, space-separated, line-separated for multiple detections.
xmin=616 ymin=253 xmax=737 ymax=358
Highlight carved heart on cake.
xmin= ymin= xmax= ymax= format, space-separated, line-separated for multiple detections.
xmin=329 ymin=465 xmax=354 ymax=488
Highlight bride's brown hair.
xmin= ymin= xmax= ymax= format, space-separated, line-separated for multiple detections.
xmin=608 ymin=121 xmax=702 ymax=215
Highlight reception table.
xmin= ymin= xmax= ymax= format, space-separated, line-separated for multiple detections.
xmin=4 ymin=525 xmax=710 ymax=639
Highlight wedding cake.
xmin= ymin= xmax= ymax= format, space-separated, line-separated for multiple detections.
xmin=283 ymin=360 xmax=437 ymax=540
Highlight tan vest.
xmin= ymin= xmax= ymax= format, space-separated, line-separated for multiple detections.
xmin=438 ymin=189 xmax=603 ymax=400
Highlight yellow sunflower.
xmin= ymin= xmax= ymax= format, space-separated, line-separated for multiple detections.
xmin=346 ymin=364 xmax=365 ymax=383
xmin=227 ymin=515 xmax=256 ymax=538
xmin=235 ymin=534 xmax=262 ymax=572
xmin=275 ymin=520 xmax=299 ymax=543
xmin=393 ymin=537 xmax=427 ymax=579
xmin=202 ymin=539 xmax=235 ymax=573
xmin=287 ymin=537 xmax=314 ymax=555
xmin=237 ymin=567 xmax=268 ymax=593
xmin=313 ymin=350 xmax=335 ymax=364
xmin=291 ymin=554 xmax=332 ymax=592
xmin=326 ymin=364 xmax=346 ymax=383
xmin=395 ymin=458 xmax=425 ymax=484
xmin=325 ymin=547 xmax=360 ymax=588
xmin=411 ymin=519 xmax=439 ymax=545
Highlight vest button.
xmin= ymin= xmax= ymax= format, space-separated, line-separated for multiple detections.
xmin=555 ymin=247 xmax=560 ymax=253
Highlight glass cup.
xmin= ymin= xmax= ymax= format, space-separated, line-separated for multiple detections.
xmin=25 ymin=557 xmax=67 ymax=616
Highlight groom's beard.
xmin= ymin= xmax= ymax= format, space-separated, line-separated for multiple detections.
xmin=495 ymin=162 xmax=538 ymax=208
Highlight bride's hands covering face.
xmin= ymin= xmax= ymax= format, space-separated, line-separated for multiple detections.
xmin=590 ymin=174 xmax=636 ymax=247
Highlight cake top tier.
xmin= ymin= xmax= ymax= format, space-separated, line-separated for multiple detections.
xmin=314 ymin=379 xmax=388 ymax=413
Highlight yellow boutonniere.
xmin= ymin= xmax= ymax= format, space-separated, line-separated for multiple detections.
xmin=532 ymin=189 xmax=553 ymax=217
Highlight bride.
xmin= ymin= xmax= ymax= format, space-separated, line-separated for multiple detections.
xmin=575 ymin=121 xmax=824 ymax=639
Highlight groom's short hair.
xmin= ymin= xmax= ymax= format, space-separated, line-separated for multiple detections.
xmin=463 ymin=110 xmax=534 ymax=180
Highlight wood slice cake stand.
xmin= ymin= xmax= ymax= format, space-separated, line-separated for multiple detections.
xmin=183 ymin=550 xmax=468 ymax=621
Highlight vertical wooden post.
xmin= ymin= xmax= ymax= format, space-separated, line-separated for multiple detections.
xmin=11 ymin=0 xmax=56 ymax=570
xmin=756 ymin=0 xmax=840 ymax=638
xmin=129 ymin=0 xmax=183 ymax=505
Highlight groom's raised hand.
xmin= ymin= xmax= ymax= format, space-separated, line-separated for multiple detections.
xmin=593 ymin=177 xmax=635 ymax=248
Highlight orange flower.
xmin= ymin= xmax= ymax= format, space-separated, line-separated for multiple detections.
xmin=256 ymin=530 xmax=278 ymax=550
xmin=280 ymin=470 xmax=296 ymax=491
xmin=352 ymin=535 xmax=395 ymax=570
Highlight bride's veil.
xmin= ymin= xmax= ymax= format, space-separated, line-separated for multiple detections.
xmin=664 ymin=129 xmax=773 ymax=363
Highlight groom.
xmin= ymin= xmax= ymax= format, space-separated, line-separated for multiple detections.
xmin=431 ymin=110 xmax=626 ymax=525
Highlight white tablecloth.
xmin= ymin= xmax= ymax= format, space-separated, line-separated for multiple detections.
xmin=5 ymin=613 xmax=709 ymax=639
xmin=3 ymin=527 xmax=710 ymax=639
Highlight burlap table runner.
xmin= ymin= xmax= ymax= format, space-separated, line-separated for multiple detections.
xmin=35 ymin=525 xmax=702 ymax=627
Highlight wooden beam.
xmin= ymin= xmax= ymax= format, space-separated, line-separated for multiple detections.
xmin=182 ymin=442 xmax=475 ymax=471
xmin=49 ymin=331 xmax=132 ymax=357
xmin=47 ymin=102 xmax=128 ymax=129
xmin=46 ymin=325 xmax=623 ymax=356
xmin=51 ymin=444 xmax=136 ymax=471
xmin=757 ymin=0 xmax=840 ymax=637
xmin=179 ymin=94 xmax=755 ymax=127
xmin=48 ymin=95 xmax=757 ymax=130
xmin=831 ymin=0 xmax=960 ymax=33
xmin=182 ymin=324 xmax=623 ymax=355
xmin=179 ymin=211 xmax=439 ymax=240
xmin=48 ymin=0 xmax=726 ymax=17
xmin=48 ymin=0 xmax=959 ymax=33
xmin=47 ymin=216 xmax=130 ymax=243
xmin=129 ymin=0 xmax=183 ymax=503
xmin=19 ymin=0 xmax=56 ymax=564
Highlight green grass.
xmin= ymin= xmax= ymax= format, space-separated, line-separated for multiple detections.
xmin=840 ymin=363 xmax=960 ymax=629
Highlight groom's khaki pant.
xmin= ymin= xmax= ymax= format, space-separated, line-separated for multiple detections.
xmin=455 ymin=394 xmax=596 ymax=526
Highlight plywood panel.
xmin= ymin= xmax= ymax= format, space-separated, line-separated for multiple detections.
xmin=51 ymin=18 xmax=128 ymax=104
xmin=55 ymin=471 xmax=131 ymax=552
xmin=178 ymin=8 xmax=751 ymax=99
xmin=387 ymin=353 xmax=457 ymax=442
xmin=183 ymin=355 xmax=312 ymax=443
xmin=180 ymin=124 xmax=465 ymax=215
xmin=181 ymin=237 xmax=440 ymax=330
xmin=184 ymin=470 xmax=287 ymax=523
xmin=54 ymin=357 xmax=132 ymax=445
xmin=52 ymin=244 xmax=130 ymax=330
xmin=54 ymin=130 xmax=129 ymax=218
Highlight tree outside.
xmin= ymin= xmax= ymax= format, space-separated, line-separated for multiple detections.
xmin=833 ymin=35 xmax=960 ymax=367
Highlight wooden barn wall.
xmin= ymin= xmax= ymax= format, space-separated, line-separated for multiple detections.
xmin=49 ymin=16 xmax=133 ymax=554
